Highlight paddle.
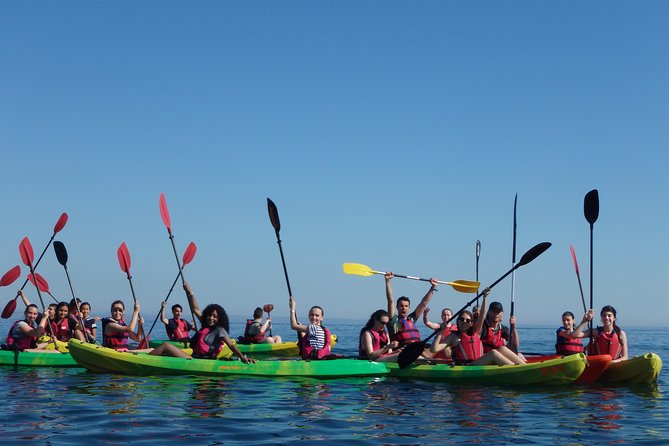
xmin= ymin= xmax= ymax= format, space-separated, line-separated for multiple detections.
xmin=397 ymin=241 xmax=552 ymax=368
xmin=0 ymin=266 xmax=22 ymax=319
xmin=117 ymin=242 xmax=148 ymax=348
xmin=26 ymin=272 xmax=59 ymax=303
xmin=159 ymin=193 xmax=197 ymax=331
xmin=1 ymin=213 xmax=68 ymax=319
xmin=267 ymin=198 xmax=294 ymax=299
xmin=475 ymin=240 xmax=481 ymax=305
xmin=569 ymin=245 xmax=587 ymax=313
xmin=509 ymin=193 xmax=518 ymax=353
xmin=584 ymin=189 xmax=599 ymax=352
xmin=263 ymin=304 xmax=274 ymax=336
xmin=342 ymin=263 xmax=480 ymax=293
xmin=145 ymin=241 xmax=198 ymax=339
xmin=19 ymin=237 xmax=55 ymax=339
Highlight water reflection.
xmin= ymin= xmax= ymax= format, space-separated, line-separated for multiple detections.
xmin=185 ymin=378 xmax=231 ymax=418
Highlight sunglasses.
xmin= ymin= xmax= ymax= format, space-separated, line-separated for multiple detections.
xmin=112 ymin=307 xmax=124 ymax=312
xmin=377 ymin=320 xmax=388 ymax=325
xmin=458 ymin=317 xmax=472 ymax=323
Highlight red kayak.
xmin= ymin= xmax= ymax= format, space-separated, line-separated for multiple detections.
xmin=524 ymin=353 xmax=612 ymax=384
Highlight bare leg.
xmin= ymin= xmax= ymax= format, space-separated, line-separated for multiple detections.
xmin=471 ymin=349 xmax=514 ymax=366
xmin=148 ymin=342 xmax=191 ymax=358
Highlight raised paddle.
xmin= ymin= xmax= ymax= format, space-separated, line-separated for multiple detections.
xmin=475 ymin=240 xmax=481 ymax=305
xmin=2 ymin=213 xmax=68 ymax=319
xmin=569 ymin=245 xmax=587 ymax=313
xmin=509 ymin=193 xmax=519 ymax=354
xmin=159 ymin=193 xmax=197 ymax=331
xmin=267 ymin=198 xmax=294 ymax=299
xmin=26 ymin=272 xmax=59 ymax=303
xmin=397 ymin=241 xmax=552 ymax=368
xmin=584 ymin=189 xmax=599 ymax=352
xmin=145 ymin=241 xmax=198 ymax=339
xmin=0 ymin=266 xmax=22 ymax=319
xmin=19 ymin=237 xmax=55 ymax=339
xmin=263 ymin=303 xmax=274 ymax=336
xmin=342 ymin=263 xmax=480 ymax=293
xmin=117 ymin=242 xmax=148 ymax=348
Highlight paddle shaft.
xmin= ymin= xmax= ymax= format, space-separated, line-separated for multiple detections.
xmin=28 ymin=269 xmax=55 ymax=339
xmin=14 ymin=234 xmax=56 ymax=299
xmin=145 ymin=270 xmax=181 ymax=338
xmin=62 ymin=264 xmax=96 ymax=344
xmin=166 ymin=233 xmax=197 ymax=331
xmin=274 ymin=229 xmax=293 ymax=298
xmin=570 ymin=247 xmax=587 ymax=313
xmin=475 ymin=240 xmax=481 ymax=306
xmin=124 ymin=273 xmax=148 ymax=345
xmin=509 ymin=194 xmax=518 ymax=353
xmin=588 ymin=223 xmax=594 ymax=346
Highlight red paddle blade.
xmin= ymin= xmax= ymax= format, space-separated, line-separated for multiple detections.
xmin=19 ymin=237 xmax=35 ymax=268
xmin=182 ymin=242 xmax=197 ymax=266
xmin=569 ymin=245 xmax=580 ymax=275
xmin=1 ymin=298 xmax=18 ymax=319
xmin=263 ymin=304 xmax=274 ymax=313
xmin=117 ymin=242 xmax=131 ymax=274
xmin=53 ymin=212 xmax=69 ymax=234
xmin=27 ymin=272 xmax=50 ymax=293
xmin=0 ymin=265 xmax=21 ymax=287
xmin=159 ymin=193 xmax=172 ymax=233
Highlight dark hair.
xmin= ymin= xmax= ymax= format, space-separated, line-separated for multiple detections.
xmin=562 ymin=311 xmax=575 ymax=319
xmin=56 ymin=301 xmax=70 ymax=314
xmin=80 ymin=302 xmax=91 ymax=310
xmin=600 ymin=305 xmax=621 ymax=335
xmin=171 ymin=304 xmax=183 ymax=312
xmin=397 ymin=296 xmax=411 ymax=306
xmin=111 ymin=300 xmax=125 ymax=312
xmin=253 ymin=307 xmax=263 ymax=319
xmin=201 ymin=304 xmax=230 ymax=332
xmin=69 ymin=297 xmax=82 ymax=308
xmin=24 ymin=304 xmax=39 ymax=315
xmin=309 ymin=306 xmax=324 ymax=317
xmin=457 ymin=310 xmax=475 ymax=335
xmin=359 ymin=309 xmax=389 ymax=342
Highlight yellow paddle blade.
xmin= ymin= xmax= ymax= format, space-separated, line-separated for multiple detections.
xmin=342 ymin=263 xmax=378 ymax=277
xmin=448 ymin=280 xmax=481 ymax=293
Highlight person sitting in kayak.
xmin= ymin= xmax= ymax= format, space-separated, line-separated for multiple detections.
xmin=148 ymin=283 xmax=254 ymax=364
xmin=289 ymin=296 xmax=333 ymax=359
xmin=430 ymin=289 xmax=525 ymax=365
xmin=51 ymin=301 xmax=85 ymax=342
xmin=159 ymin=302 xmax=194 ymax=345
xmin=239 ymin=307 xmax=283 ymax=344
xmin=3 ymin=303 xmax=50 ymax=350
xmin=480 ymin=300 xmax=524 ymax=361
xmin=79 ymin=301 xmax=99 ymax=343
xmin=422 ymin=307 xmax=458 ymax=359
xmin=384 ymin=272 xmax=437 ymax=350
xmin=358 ymin=309 xmax=399 ymax=361
xmin=571 ymin=306 xmax=628 ymax=362
xmin=555 ymin=311 xmax=588 ymax=356
xmin=102 ymin=300 xmax=144 ymax=351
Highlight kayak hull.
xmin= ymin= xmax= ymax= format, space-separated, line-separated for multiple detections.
xmin=0 ymin=349 xmax=78 ymax=367
xmin=68 ymin=340 xmax=386 ymax=378
xmin=386 ymin=354 xmax=587 ymax=385
xmin=597 ymin=353 xmax=662 ymax=384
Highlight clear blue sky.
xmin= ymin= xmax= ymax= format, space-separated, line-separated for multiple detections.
xmin=1 ymin=2 xmax=667 ymax=327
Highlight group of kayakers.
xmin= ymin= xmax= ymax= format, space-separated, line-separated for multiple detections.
xmin=3 ymin=274 xmax=628 ymax=365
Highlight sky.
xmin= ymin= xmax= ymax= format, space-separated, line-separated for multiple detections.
xmin=1 ymin=2 xmax=667 ymax=328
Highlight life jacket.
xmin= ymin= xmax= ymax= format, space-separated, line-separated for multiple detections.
xmin=190 ymin=327 xmax=225 ymax=359
xmin=358 ymin=329 xmax=389 ymax=359
xmin=441 ymin=324 xmax=457 ymax=338
xmin=390 ymin=317 xmax=421 ymax=347
xmin=453 ymin=331 xmax=484 ymax=363
xmin=555 ymin=327 xmax=584 ymax=355
xmin=481 ymin=321 xmax=506 ymax=353
xmin=239 ymin=319 xmax=266 ymax=344
xmin=50 ymin=318 xmax=73 ymax=342
xmin=5 ymin=320 xmax=38 ymax=350
xmin=82 ymin=317 xmax=96 ymax=342
xmin=167 ymin=318 xmax=191 ymax=342
xmin=588 ymin=326 xmax=623 ymax=359
xmin=299 ymin=325 xmax=332 ymax=360
xmin=102 ymin=317 xmax=129 ymax=350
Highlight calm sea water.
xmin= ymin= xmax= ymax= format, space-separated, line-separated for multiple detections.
xmin=0 ymin=319 xmax=666 ymax=445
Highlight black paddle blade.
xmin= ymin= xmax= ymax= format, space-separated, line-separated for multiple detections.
xmin=267 ymin=198 xmax=281 ymax=232
xmin=53 ymin=241 xmax=68 ymax=266
xmin=584 ymin=189 xmax=599 ymax=225
xmin=397 ymin=341 xmax=426 ymax=369
xmin=517 ymin=242 xmax=552 ymax=267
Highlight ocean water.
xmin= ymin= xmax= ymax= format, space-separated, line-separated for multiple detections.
xmin=0 ymin=319 xmax=666 ymax=445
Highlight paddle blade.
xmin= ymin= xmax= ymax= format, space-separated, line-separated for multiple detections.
xmin=397 ymin=341 xmax=426 ymax=369
xmin=53 ymin=213 xmax=69 ymax=234
xmin=476 ymin=240 xmax=481 ymax=258
xmin=28 ymin=273 xmax=50 ymax=293
xmin=450 ymin=280 xmax=481 ymax=293
xmin=267 ymin=198 xmax=281 ymax=232
xmin=1 ymin=298 xmax=18 ymax=319
xmin=0 ymin=266 xmax=21 ymax=287
xmin=19 ymin=237 xmax=35 ymax=268
xmin=117 ymin=242 xmax=131 ymax=274
xmin=263 ymin=304 xmax=274 ymax=313
xmin=159 ymin=193 xmax=172 ymax=233
xmin=569 ymin=245 xmax=580 ymax=274
xmin=517 ymin=242 xmax=552 ymax=267
xmin=342 ymin=263 xmax=376 ymax=277
xmin=182 ymin=242 xmax=197 ymax=266
xmin=53 ymin=241 xmax=69 ymax=266
xmin=584 ymin=189 xmax=599 ymax=225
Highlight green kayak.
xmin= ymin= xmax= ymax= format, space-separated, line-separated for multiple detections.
xmin=385 ymin=354 xmax=587 ymax=385
xmin=597 ymin=353 xmax=662 ymax=384
xmin=68 ymin=339 xmax=387 ymax=378
xmin=0 ymin=348 xmax=79 ymax=367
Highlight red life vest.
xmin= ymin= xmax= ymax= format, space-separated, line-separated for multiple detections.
xmin=167 ymin=318 xmax=191 ymax=342
xmin=358 ymin=329 xmax=389 ymax=359
xmin=453 ymin=331 xmax=484 ymax=363
xmin=239 ymin=319 xmax=266 ymax=344
xmin=102 ymin=317 xmax=129 ymax=350
xmin=391 ymin=317 xmax=421 ymax=347
xmin=481 ymin=322 xmax=506 ymax=353
xmin=190 ymin=327 xmax=225 ymax=359
xmin=555 ymin=327 xmax=584 ymax=355
xmin=50 ymin=318 xmax=73 ymax=342
xmin=588 ymin=327 xmax=623 ymax=359
xmin=5 ymin=320 xmax=38 ymax=350
xmin=299 ymin=325 xmax=332 ymax=360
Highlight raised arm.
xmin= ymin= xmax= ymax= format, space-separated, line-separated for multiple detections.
xmin=385 ymin=272 xmax=395 ymax=316
xmin=413 ymin=279 xmax=438 ymax=319
xmin=473 ymin=289 xmax=490 ymax=336
xmin=18 ymin=290 xmax=31 ymax=307
xmin=184 ymin=282 xmax=203 ymax=322
xmin=160 ymin=301 xmax=169 ymax=325
xmin=422 ymin=307 xmax=441 ymax=330
xmin=289 ymin=296 xmax=307 ymax=332
xmin=571 ymin=309 xmax=594 ymax=338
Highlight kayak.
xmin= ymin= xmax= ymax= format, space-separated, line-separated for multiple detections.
xmin=147 ymin=334 xmax=338 ymax=358
xmin=385 ymin=354 xmax=587 ymax=385
xmin=525 ymin=354 xmax=612 ymax=385
xmin=597 ymin=353 xmax=662 ymax=384
xmin=68 ymin=339 xmax=387 ymax=378
xmin=0 ymin=348 xmax=78 ymax=367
